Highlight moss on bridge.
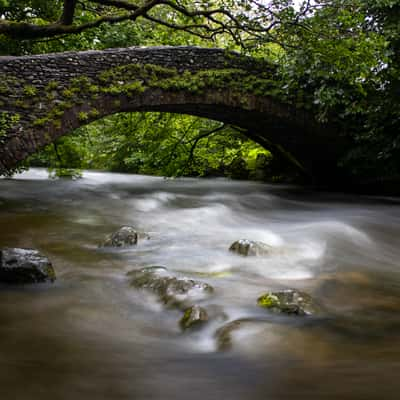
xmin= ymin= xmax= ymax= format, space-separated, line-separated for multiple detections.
xmin=1 ymin=62 xmax=283 ymax=135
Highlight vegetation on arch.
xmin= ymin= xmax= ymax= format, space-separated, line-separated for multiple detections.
xmin=6 ymin=60 xmax=283 ymax=136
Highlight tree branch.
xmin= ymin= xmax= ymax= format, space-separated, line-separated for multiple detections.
xmin=184 ymin=123 xmax=227 ymax=171
xmin=0 ymin=0 xmax=314 ymax=45
xmin=0 ymin=0 xmax=162 ymax=39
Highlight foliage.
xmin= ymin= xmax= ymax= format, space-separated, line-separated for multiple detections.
xmin=30 ymin=112 xmax=272 ymax=179
xmin=0 ymin=0 xmax=304 ymax=45
xmin=266 ymin=0 xmax=400 ymax=181
xmin=48 ymin=167 xmax=82 ymax=179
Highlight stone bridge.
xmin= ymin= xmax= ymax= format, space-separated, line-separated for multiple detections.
xmin=0 ymin=46 xmax=345 ymax=181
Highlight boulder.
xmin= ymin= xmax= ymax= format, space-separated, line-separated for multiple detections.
xmin=257 ymin=289 xmax=318 ymax=316
xmin=180 ymin=305 xmax=209 ymax=330
xmin=229 ymin=239 xmax=273 ymax=256
xmin=102 ymin=226 xmax=149 ymax=247
xmin=0 ymin=248 xmax=56 ymax=284
xmin=129 ymin=266 xmax=213 ymax=309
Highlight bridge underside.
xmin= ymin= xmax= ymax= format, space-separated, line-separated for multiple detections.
xmin=0 ymin=46 xmax=347 ymax=183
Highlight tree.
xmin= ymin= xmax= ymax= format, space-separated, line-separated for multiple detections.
xmin=0 ymin=1 xmax=313 ymax=45
xmin=267 ymin=0 xmax=400 ymax=182
xmin=29 ymin=112 xmax=273 ymax=179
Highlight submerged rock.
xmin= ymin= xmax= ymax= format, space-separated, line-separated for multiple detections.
xmin=102 ymin=226 xmax=149 ymax=247
xmin=229 ymin=239 xmax=273 ymax=256
xmin=0 ymin=248 xmax=56 ymax=284
xmin=129 ymin=266 xmax=213 ymax=309
xmin=215 ymin=318 xmax=263 ymax=351
xmin=215 ymin=319 xmax=243 ymax=350
xmin=257 ymin=289 xmax=318 ymax=316
xmin=180 ymin=305 xmax=209 ymax=330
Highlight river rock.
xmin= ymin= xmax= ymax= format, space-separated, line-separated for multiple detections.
xmin=229 ymin=239 xmax=273 ymax=256
xmin=215 ymin=319 xmax=243 ymax=350
xmin=215 ymin=318 xmax=264 ymax=351
xmin=0 ymin=248 xmax=56 ymax=284
xmin=129 ymin=266 xmax=213 ymax=309
xmin=180 ymin=305 xmax=209 ymax=330
xmin=102 ymin=226 xmax=149 ymax=247
xmin=257 ymin=289 xmax=318 ymax=316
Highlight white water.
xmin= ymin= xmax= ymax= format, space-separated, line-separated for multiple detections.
xmin=1 ymin=169 xmax=400 ymax=399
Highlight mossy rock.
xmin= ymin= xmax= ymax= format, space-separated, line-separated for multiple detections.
xmin=229 ymin=239 xmax=273 ymax=256
xmin=257 ymin=289 xmax=318 ymax=316
xmin=129 ymin=267 xmax=213 ymax=309
xmin=0 ymin=248 xmax=56 ymax=284
xmin=101 ymin=226 xmax=150 ymax=247
xmin=180 ymin=305 xmax=209 ymax=330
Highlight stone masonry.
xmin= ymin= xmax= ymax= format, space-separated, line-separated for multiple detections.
xmin=0 ymin=46 xmax=344 ymax=180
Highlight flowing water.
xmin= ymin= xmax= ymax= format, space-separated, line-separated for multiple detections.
xmin=1 ymin=168 xmax=400 ymax=399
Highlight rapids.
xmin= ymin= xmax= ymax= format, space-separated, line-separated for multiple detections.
xmin=1 ymin=169 xmax=400 ymax=399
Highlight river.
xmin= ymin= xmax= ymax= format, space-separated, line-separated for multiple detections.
xmin=1 ymin=168 xmax=400 ymax=399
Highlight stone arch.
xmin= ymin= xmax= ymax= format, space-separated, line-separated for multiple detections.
xmin=0 ymin=46 xmax=346 ymax=181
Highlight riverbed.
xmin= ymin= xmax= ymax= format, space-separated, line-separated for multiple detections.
xmin=1 ymin=168 xmax=400 ymax=399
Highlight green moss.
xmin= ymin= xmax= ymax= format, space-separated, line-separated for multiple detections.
xmin=78 ymin=111 xmax=89 ymax=122
xmin=45 ymin=80 xmax=59 ymax=91
xmin=23 ymin=85 xmax=37 ymax=97
xmin=50 ymin=108 xmax=64 ymax=118
xmin=257 ymin=293 xmax=279 ymax=308
xmin=58 ymin=101 xmax=73 ymax=110
xmin=88 ymin=85 xmax=99 ymax=93
xmin=46 ymin=92 xmax=56 ymax=101
xmin=0 ymin=74 xmax=19 ymax=95
xmin=88 ymin=108 xmax=100 ymax=118
xmin=14 ymin=100 xmax=30 ymax=109
xmin=126 ymin=81 xmax=145 ymax=94
xmin=70 ymin=76 xmax=91 ymax=88
xmin=0 ymin=112 xmax=20 ymax=140
xmin=181 ymin=308 xmax=192 ymax=324
xmin=101 ymin=85 xmax=121 ymax=95
xmin=52 ymin=119 xmax=62 ymax=129
xmin=62 ymin=89 xmax=75 ymax=98
xmin=98 ymin=63 xmax=280 ymax=98
xmin=45 ymin=265 xmax=56 ymax=282
xmin=190 ymin=270 xmax=232 ymax=278
xmin=179 ymin=306 xmax=208 ymax=330
xmin=33 ymin=117 xmax=48 ymax=127
xmin=0 ymin=84 xmax=10 ymax=95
